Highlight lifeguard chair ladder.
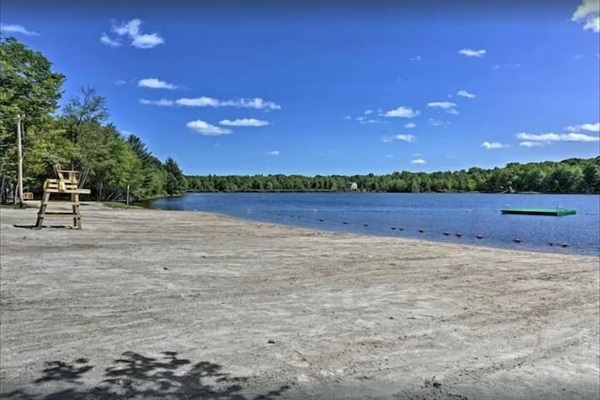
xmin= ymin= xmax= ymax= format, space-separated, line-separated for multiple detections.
xmin=35 ymin=164 xmax=91 ymax=229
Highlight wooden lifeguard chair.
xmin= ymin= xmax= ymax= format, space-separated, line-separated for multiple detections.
xmin=35 ymin=164 xmax=91 ymax=229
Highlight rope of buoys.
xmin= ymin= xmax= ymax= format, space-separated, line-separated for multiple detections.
xmin=301 ymin=217 xmax=574 ymax=250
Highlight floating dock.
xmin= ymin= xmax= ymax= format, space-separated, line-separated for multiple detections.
xmin=501 ymin=208 xmax=576 ymax=216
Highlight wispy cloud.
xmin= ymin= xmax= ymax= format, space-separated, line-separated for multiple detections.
xmin=382 ymin=134 xmax=416 ymax=143
xmin=427 ymin=101 xmax=456 ymax=109
xmin=114 ymin=79 xmax=127 ymax=86
xmin=176 ymin=97 xmax=281 ymax=110
xmin=411 ymin=159 xmax=426 ymax=165
xmin=138 ymin=78 xmax=177 ymax=89
xmin=516 ymin=132 xmax=600 ymax=143
xmin=344 ymin=115 xmax=352 ymax=120
xmin=0 ymin=23 xmax=39 ymax=36
xmin=187 ymin=120 xmax=232 ymax=136
xmin=382 ymin=106 xmax=420 ymax=118
xmin=427 ymin=101 xmax=459 ymax=115
xmin=410 ymin=55 xmax=422 ymax=61
xmin=481 ymin=141 xmax=509 ymax=149
xmin=492 ymin=63 xmax=521 ymax=70
xmin=100 ymin=33 xmax=121 ymax=47
xmin=565 ymin=122 xmax=600 ymax=132
xmin=519 ymin=141 xmax=546 ymax=148
xmin=219 ymin=118 xmax=269 ymax=127
xmin=139 ymin=98 xmax=174 ymax=106
xmin=404 ymin=122 xmax=416 ymax=129
xmin=457 ymin=90 xmax=476 ymax=99
xmin=101 ymin=19 xmax=165 ymax=49
xmin=364 ymin=110 xmax=373 ymax=115
xmin=267 ymin=150 xmax=280 ymax=156
xmin=429 ymin=118 xmax=450 ymax=127
xmin=458 ymin=49 xmax=486 ymax=58
xmin=356 ymin=116 xmax=383 ymax=124
xmin=572 ymin=0 xmax=600 ymax=33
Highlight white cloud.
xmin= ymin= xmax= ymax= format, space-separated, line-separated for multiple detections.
xmin=493 ymin=63 xmax=521 ymax=70
xmin=412 ymin=153 xmax=422 ymax=156
xmin=364 ymin=109 xmax=373 ymax=115
xmin=100 ymin=33 xmax=121 ymax=47
xmin=457 ymin=90 xmax=476 ymax=98
xmin=176 ymin=97 xmax=281 ymax=110
xmin=516 ymin=132 xmax=600 ymax=142
xmin=114 ymin=79 xmax=127 ymax=85
xmin=458 ymin=49 xmax=486 ymax=58
xmin=429 ymin=118 xmax=450 ymax=127
xmin=411 ymin=159 xmax=426 ymax=165
xmin=356 ymin=116 xmax=382 ymax=124
xmin=132 ymin=34 xmax=164 ymax=49
xmin=428 ymin=101 xmax=459 ymax=115
xmin=139 ymin=98 xmax=174 ymax=106
xmin=572 ymin=0 xmax=600 ymax=33
xmin=105 ymin=18 xmax=165 ymax=49
xmin=219 ymin=118 xmax=269 ymax=127
xmin=383 ymin=106 xmax=420 ymax=118
xmin=481 ymin=141 xmax=509 ymax=149
xmin=382 ymin=134 xmax=416 ymax=143
xmin=404 ymin=122 xmax=416 ymax=129
xmin=176 ymin=97 xmax=220 ymax=107
xmin=344 ymin=115 xmax=351 ymax=120
xmin=427 ymin=101 xmax=457 ymax=109
xmin=138 ymin=78 xmax=177 ymax=89
xmin=0 ymin=23 xmax=39 ymax=36
xmin=410 ymin=56 xmax=422 ymax=61
xmin=566 ymin=122 xmax=600 ymax=132
xmin=519 ymin=141 xmax=546 ymax=148
xmin=187 ymin=120 xmax=232 ymax=136
xmin=267 ymin=150 xmax=280 ymax=155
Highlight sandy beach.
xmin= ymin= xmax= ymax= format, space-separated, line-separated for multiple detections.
xmin=0 ymin=204 xmax=598 ymax=400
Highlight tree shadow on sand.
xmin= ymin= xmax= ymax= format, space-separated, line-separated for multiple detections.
xmin=1 ymin=351 xmax=289 ymax=400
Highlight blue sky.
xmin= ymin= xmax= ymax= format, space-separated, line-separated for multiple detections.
xmin=1 ymin=0 xmax=599 ymax=176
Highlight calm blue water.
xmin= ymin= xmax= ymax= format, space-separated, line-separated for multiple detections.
xmin=144 ymin=193 xmax=600 ymax=256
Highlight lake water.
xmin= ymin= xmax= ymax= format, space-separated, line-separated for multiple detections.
xmin=143 ymin=193 xmax=600 ymax=256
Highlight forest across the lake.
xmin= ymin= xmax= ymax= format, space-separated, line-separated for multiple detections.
xmin=1 ymin=36 xmax=599 ymax=203
xmin=185 ymin=156 xmax=600 ymax=194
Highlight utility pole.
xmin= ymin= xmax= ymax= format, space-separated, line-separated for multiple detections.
xmin=16 ymin=114 xmax=24 ymax=208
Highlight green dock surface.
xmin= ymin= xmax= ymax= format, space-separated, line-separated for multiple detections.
xmin=501 ymin=208 xmax=577 ymax=216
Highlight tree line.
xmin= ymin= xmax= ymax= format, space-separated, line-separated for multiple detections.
xmin=186 ymin=157 xmax=600 ymax=194
xmin=1 ymin=37 xmax=598 ymax=204
xmin=0 ymin=37 xmax=188 ymax=203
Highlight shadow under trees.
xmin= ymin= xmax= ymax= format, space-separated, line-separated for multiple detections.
xmin=1 ymin=351 xmax=289 ymax=400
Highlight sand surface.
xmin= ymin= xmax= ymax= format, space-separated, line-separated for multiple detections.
xmin=0 ymin=205 xmax=598 ymax=399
